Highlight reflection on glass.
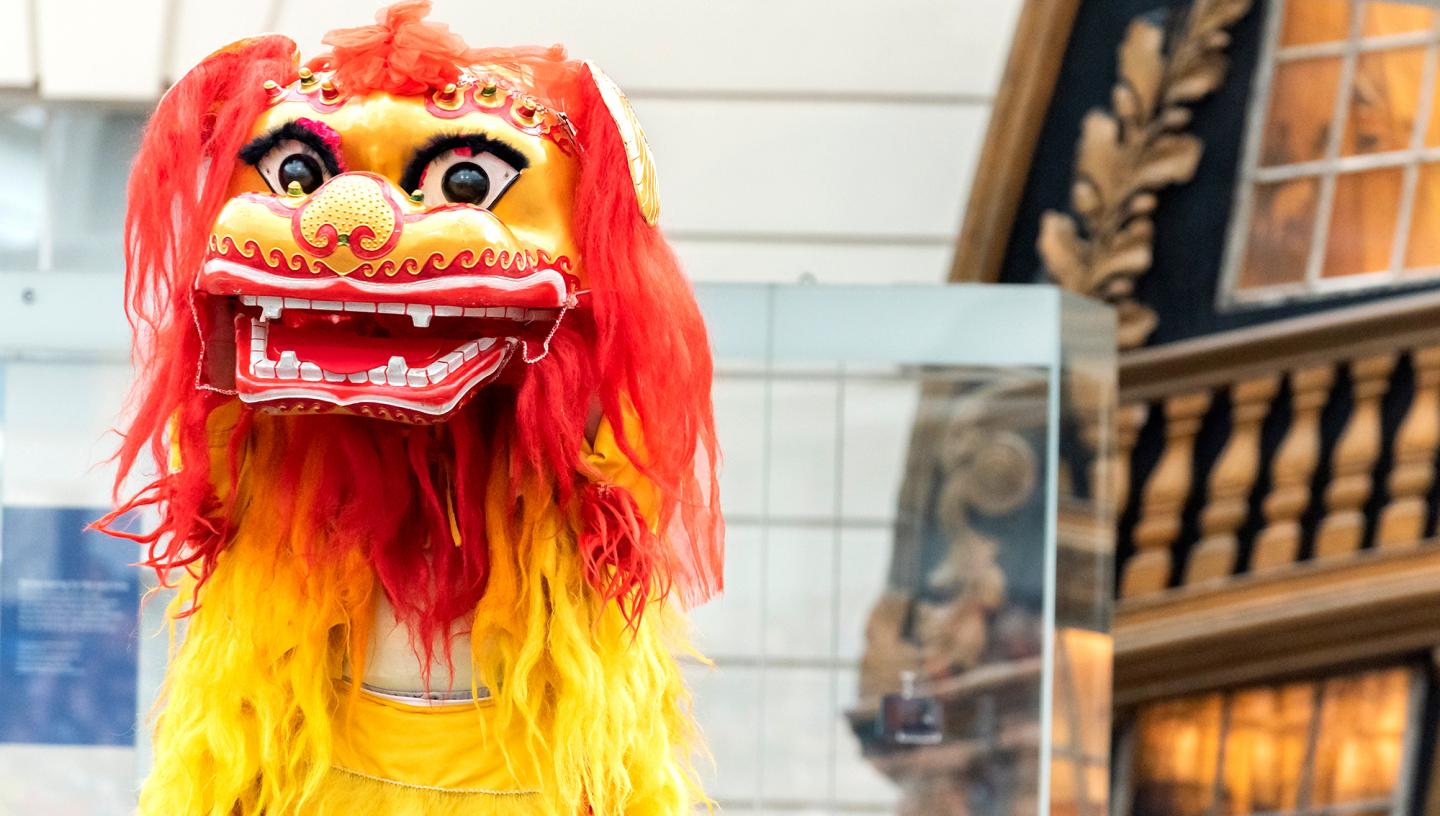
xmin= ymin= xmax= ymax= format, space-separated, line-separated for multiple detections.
xmin=1342 ymin=47 xmax=1426 ymax=156
xmin=1279 ymin=0 xmax=1350 ymax=47
xmin=1261 ymin=59 xmax=1343 ymax=166
xmin=1132 ymin=694 xmax=1223 ymax=816
xmin=1323 ymin=168 xmax=1403 ymax=277
xmin=1221 ymin=683 xmax=1313 ymax=814
xmin=1310 ymin=669 xmax=1410 ymax=806
xmin=1405 ymin=163 xmax=1440 ymax=268
xmin=1238 ymin=178 xmax=1318 ymax=290
xmin=1127 ymin=666 xmax=1416 ymax=816
xmin=1362 ymin=2 xmax=1434 ymax=37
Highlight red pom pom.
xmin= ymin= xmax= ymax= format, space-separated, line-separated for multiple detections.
xmin=323 ymin=0 xmax=482 ymax=95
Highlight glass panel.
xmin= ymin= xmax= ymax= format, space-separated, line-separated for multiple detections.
xmin=1309 ymin=667 xmax=1411 ymax=806
xmin=1362 ymin=2 xmax=1435 ymax=38
xmin=0 ymin=106 xmax=44 ymax=272
xmin=1219 ymin=682 xmax=1314 ymax=815
xmin=1405 ymin=162 xmax=1440 ymax=268
xmin=1237 ymin=178 xmax=1319 ymax=290
xmin=1131 ymin=694 xmax=1223 ymax=816
xmin=1342 ymin=46 xmax=1427 ymax=155
xmin=1261 ymin=58 xmax=1344 ymax=166
xmin=44 ymin=110 xmax=145 ymax=272
xmin=1322 ymin=167 xmax=1404 ymax=277
xmin=1280 ymin=0 xmax=1351 ymax=47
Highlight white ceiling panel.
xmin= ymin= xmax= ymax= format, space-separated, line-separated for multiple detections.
xmin=37 ymin=0 xmax=167 ymax=99
xmin=0 ymin=0 xmax=34 ymax=87
xmin=641 ymin=98 xmax=986 ymax=239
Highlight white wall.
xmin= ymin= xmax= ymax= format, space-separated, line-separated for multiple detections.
xmin=7 ymin=0 xmax=1023 ymax=287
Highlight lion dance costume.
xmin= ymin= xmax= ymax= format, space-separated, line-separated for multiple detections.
xmin=100 ymin=3 xmax=723 ymax=814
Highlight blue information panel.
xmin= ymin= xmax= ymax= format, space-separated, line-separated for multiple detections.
xmin=0 ymin=506 xmax=140 ymax=746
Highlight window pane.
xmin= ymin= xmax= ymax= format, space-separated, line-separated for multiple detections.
xmin=1131 ymin=694 xmax=1223 ymax=816
xmin=1262 ymin=58 xmax=1344 ymax=166
xmin=1342 ymin=47 xmax=1427 ymax=155
xmin=1280 ymin=0 xmax=1351 ymax=46
xmin=1309 ymin=667 xmax=1411 ymax=806
xmin=1237 ymin=178 xmax=1319 ymax=290
xmin=1362 ymin=2 xmax=1435 ymax=38
xmin=1405 ymin=162 xmax=1440 ymax=267
xmin=1219 ymin=682 xmax=1313 ymax=815
xmin=1323 ymin=168 xmax=1404 ymax=277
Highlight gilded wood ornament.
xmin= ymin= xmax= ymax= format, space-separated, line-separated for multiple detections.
xmin=1038 ymin=0 xmax=1253 ymax=349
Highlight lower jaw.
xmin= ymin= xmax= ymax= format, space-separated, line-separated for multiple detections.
xmin=235 ymin=317 xmax=520 ymax=421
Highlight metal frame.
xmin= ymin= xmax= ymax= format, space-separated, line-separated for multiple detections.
xmin=1218 ymin=1 xmax=1440 ymax=309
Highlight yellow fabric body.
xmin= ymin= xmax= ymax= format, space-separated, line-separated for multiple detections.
xmin=138 ymin=412 xmax=705 ymax=816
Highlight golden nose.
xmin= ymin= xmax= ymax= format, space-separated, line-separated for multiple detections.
xmin=296 ymin=174 xmax=402 ymax=260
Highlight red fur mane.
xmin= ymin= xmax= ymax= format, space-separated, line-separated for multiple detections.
xmin=103 ymin=8 xmax=723 ymax=655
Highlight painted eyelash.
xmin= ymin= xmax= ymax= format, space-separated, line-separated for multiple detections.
xmin=238 ymin=121 xmax=345 ymax=175
xmin=398 ymin=132 xmax=529 ymax=194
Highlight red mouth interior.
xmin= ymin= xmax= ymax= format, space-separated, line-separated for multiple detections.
xmin=265 ymin=311 xmax=462 ymax=374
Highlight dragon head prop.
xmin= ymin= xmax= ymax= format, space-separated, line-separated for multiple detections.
xmin=193 ymin=7 xmax=658 ymax=422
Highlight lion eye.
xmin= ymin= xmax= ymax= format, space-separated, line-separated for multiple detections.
xmin=256 ymin=139 xmax=332 ymax=194
xmin=420 ymin=147 xmax=520 ymax=209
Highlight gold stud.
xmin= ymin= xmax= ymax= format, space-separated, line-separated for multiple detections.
xmin=298 ymin=66 xmax=315 ymax=85
xmin=286 ymin=180 xmax=303 ymax=196
xmin=409 ymin=189 xmax=424 ymax=203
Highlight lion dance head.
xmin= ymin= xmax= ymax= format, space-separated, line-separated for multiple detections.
xmin=102 ymin=3 xmax=723 ymax=814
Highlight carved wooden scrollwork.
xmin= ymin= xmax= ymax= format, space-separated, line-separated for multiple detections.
xmin=1038 ymin=0 xmax=1253 ymax=349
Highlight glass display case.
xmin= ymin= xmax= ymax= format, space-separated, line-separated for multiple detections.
xmin=0 ymin=279 xmax=1115 ymax=815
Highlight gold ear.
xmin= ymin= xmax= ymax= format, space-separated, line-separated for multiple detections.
xmin=584 ymin=61 xmax=661 ymax=226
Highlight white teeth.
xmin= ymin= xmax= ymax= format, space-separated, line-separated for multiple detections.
xmin=385 ymin=356 xmax=408 ymax=386
xmin=276 ymin=350 xmax=300 ymax=379
xmin=284 ymin=297 xmax=311 ymax=310
xmin=258 ymin=296 xmax=283 ymax=321
xmin=378 ymin=302 xmax=405 ymax=315
xmin=505 ymin=307 xmax=524 ymax=319
xmin=240 ymin=295 xmax=259 ymax=306
xmin=243 ymin=310 xmax=512 ymax=392
xmin=344 ymin=301 xmax=377 ymax=313
xmin=407 ymin=304 xmax=434 ymax=328
xmin=485 ymin=306 xmax=506 ymax=317
xmin=462 ymin=307 xmax=486 ymax=317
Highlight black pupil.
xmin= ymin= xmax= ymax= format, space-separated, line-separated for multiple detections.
xmin=442 ymin=162 xmax=491 ymax=204
xmin=279 ymin=154 xmax=323 ymax=193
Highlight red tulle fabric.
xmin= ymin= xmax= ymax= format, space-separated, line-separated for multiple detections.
xmin=324 ymin=0 xmax=484 ymax=96
xmin=102 ymin=5 xmax=724 ymax=656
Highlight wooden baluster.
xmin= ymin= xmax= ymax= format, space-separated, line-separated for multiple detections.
xmin=1252 ymin=365 xmax=1336 ymax=572
xmin=1121 ymin=391 xmax=1211 ymax=598
xmin=1113 ymin=402 xmax=1150 ymax=519
xmin=1377 ymin=347 xmax=1440 ymax=549
xmin=1185 ymin=374 xmax=1280 ymax=585
xmin=1314 ymin=354 xmax=1398 ymax=559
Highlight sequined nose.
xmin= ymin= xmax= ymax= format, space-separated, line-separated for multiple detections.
xmin=294 ymin=173 xmax=403 ymax=263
